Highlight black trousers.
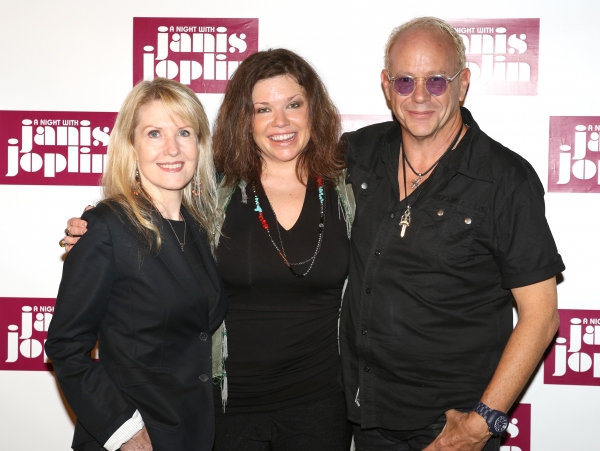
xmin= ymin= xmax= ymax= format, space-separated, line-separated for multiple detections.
xmin=213 ymin=392 xmax=352 ymax=451
xmin=353 ymin=414 xmax=501 ymax=451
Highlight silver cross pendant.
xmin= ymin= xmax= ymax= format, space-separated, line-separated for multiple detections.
xmin=410 ymin=174 xmax=423 ymax=189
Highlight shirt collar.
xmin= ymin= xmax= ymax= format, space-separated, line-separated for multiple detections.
xmin=382 ymin=107 xmax=495 ymax=184
xmin=452 ymin=107 xmax=495 ymax=183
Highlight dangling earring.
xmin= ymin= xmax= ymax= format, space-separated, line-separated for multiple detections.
xmin=192 ymin=178 xmax=203 ymax=197
xmin=133 ymin=169 xmax=142 ymax=196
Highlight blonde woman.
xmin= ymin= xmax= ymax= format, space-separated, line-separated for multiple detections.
xmin=47 ymin=78 xmax=227 ymax=451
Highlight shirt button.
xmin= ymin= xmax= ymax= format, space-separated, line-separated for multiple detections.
xmin=362 ymin=329 xmax=368 ymax=335
xmin=199 ymin=332 xmax=208 ymax=341
xmin=437 ymin=209 xmax=444 ymax=216
xmin=366 ymin=288 xmax=371 ymax=294
xmin=364 ymin=366 xmax=370 ymax=372
xmin=375 ymin=250 xmax=381 ymax=256
xmin=390 ymin=213 xmax=395 ymax=219
xmin=464 ymin=217 xmax=472 ymax=224
xmin=199 ymin=374 xmax=209 ymax=382
xmin=361 ymin=182 xmax=368 ymax=189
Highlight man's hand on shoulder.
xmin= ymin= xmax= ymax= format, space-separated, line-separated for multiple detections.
xmin=423 ymin=409 xmax=490 ymax=451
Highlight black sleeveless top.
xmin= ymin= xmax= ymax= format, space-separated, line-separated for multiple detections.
xmin=214 ymin=181 xmax=350 ymax=413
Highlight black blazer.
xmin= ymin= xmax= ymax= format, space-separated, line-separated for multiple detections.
xmin=46 ymin=201 xmax=227 ymax=451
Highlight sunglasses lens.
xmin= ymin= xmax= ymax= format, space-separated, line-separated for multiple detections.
xmin=394 ymin=77 xmax=415 ymax=95
xmin=425 ymin=77 xmax=448 ymax=96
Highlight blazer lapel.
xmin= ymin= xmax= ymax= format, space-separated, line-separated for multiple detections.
xmin=155 ymin=210 xmax=210 ymax=325
xmin=181 ymin=207 xmax=225 ymax=327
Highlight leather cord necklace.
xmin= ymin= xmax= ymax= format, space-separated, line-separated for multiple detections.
xmin=403 ymin=126 xmax=463 ymax=189
xmin=399 ymin=125 xmax=463 ymax=238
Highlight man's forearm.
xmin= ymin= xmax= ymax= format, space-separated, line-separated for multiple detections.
xmin=479 ymin=277 xmax=559 ymax=413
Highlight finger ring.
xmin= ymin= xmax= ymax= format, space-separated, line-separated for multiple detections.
xmin=64 ymin=227 xmax=72 ymax=237
xmin=59 ymin=238 xmax=67 ymax=248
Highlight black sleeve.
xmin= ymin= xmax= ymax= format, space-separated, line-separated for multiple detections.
xmin=46 ymin=207 xmax=137 ymax=445
xmin=495 ymin=171 xmax=565 ymax=288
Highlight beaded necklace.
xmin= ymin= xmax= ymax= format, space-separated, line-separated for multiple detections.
xmin=252 ymin=177 xmax=325 ymax=278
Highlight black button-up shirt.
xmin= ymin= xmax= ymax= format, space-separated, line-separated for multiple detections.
xmin=340 ymin=107 xmax=564 ymax=431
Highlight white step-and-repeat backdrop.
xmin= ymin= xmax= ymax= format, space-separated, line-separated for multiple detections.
xmin=1 ymin=1 xmax=598 ymax=449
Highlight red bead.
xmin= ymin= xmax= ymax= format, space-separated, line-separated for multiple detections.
xmin=258 ymin=213 xmax=269 ymax=230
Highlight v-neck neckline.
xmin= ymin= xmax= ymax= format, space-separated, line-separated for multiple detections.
xmin=275 ymin=183 xmax=310 ymax=232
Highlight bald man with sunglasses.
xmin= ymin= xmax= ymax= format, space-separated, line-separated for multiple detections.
xmin=339 ymin=17 xmax=564 ymax=451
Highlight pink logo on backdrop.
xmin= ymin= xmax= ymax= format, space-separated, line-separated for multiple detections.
xmin=133 ymin=18 xmax=259 ymax=93
xmin=340 ymin=115 xmax=394 ymax=134
xmin=448 ymin=19 xmax=539 ymax=95
xmin=0 ymin=298 xmax=55 ymax=371
xmin=544 ymin=309 xmax=600 ymax=385
xmin=548 ymin=116 xmax=600 ymax=193
xmin=501 ymin=403 xmax=531 ymax=451
xmin=0 ymin=111 xmax=115 ymax=186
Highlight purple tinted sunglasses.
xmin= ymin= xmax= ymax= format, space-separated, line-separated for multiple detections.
xmin=387 ymin=69 xmax=462 ymax=96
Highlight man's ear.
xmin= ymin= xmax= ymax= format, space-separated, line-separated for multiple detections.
xmin=459 ymin=67 xmax=471 ymax=102
xmin=381 ymin=69 xmax=393 ymax=102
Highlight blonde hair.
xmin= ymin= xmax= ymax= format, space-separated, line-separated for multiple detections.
xmin=102 ymin=78 xmax=218 ymax=252
xmin=384 ymin=16 xmax=466 ymax=73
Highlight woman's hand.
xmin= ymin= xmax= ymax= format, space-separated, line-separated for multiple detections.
xmin=120 ymin=426 xmax=153 ymax=451
xmin=61 ymin=206 xmax=93 ymax=252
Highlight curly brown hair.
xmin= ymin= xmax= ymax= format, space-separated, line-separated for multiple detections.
xmin=213 ymin=48 xmax=344 ymax=187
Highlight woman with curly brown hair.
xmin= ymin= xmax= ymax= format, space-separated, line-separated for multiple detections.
xmin=210 ymin=48 xmax=353 ymax=451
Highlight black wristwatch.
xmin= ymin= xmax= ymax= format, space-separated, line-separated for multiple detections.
xmin=472 ymin=401 xmax=509 ymax=435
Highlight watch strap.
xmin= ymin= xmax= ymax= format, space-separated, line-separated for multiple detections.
xmin=472 ymin=401 xmax=509 ymax=435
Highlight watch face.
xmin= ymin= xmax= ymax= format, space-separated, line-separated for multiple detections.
xmin=493 ymin=415 xmax=509 ymax=434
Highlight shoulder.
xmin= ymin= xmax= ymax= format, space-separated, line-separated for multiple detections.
xmin=64 ymin=202 xmax=119 ymax=262
xmin=81 ymin=199 xmax=122 ymax=224
xmin=464 ymin=112 xmax=539 ymax=189
xmin=465 ymin=128 xmax=547 ymax=216
xmin=487 ymin=136 xmax=540 ymax=187
xmin=342 ymin=121 xmax=399 ymax=170
xmin=80 ymin=199 xmax=141 ymax=240
xmin=80 ymin=201 xmax=111 ymax=227
xmin=463 ymin=107 xmax=539 ymax=186
xmin=343 ymin=121 xmax=397 ymax=148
